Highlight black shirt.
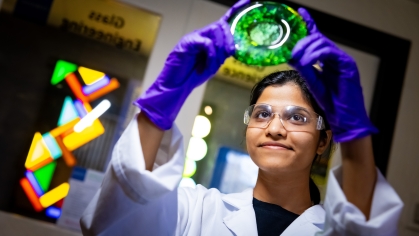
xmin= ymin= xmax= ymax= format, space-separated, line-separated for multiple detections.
xmin=253 ymin=198 xmax=299 ymax=236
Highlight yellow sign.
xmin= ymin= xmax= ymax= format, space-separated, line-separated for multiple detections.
xmin=47 ymin=0 xmax=161 ymax=56
xmin=1 ymin=0 xmax=161 ymax=56
xmin=216 ymin=58 xmax=294 ymax=89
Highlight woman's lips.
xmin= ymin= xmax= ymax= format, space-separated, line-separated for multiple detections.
xmin=258 ymin=141 xmax=292 ymax=150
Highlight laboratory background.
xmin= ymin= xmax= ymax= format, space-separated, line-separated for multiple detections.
xmin=0 ymin=0 xmax=417 ymax=235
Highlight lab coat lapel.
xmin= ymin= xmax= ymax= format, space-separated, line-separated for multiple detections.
xmin=281 ymin=204 xmax=325 ymax=235
xmin=222 ymin=189 xmax=258 ymax=236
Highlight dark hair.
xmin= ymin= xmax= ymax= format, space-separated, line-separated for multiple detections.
xmin=249 ymin=70 xmax=334 ymax=205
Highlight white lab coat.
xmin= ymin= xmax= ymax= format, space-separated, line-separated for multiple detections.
xmin=80 ymin=113 xmax=403 ymax=236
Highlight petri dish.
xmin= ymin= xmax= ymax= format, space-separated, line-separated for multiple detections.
xmin=228 ymin=2 xmax=307 ymax=66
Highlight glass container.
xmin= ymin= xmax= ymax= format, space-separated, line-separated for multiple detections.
xmin=228 ymin=2 xmax=307 ymax=66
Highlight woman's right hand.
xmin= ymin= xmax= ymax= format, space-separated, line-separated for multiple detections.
xmin=135 ymin=0 xmax=250 ymax=130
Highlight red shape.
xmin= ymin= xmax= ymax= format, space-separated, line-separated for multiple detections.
xmin=65 ymin=73 xmax=88 ymax=103
xmin=55 ymin=199 xmax=64 ymax=208
xmin=20 ymin=178 xmax=43 ymax=212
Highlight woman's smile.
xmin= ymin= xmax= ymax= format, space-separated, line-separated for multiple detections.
xmin=258 ymin=141 xmax=293 ymax=150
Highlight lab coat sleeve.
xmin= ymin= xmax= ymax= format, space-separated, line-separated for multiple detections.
xmin=80 ymin=112 xmax=185 ymax=235
xmin=320 ymin=166 xmax=403 ymax=236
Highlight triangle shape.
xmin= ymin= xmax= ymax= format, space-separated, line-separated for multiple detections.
xmin=34 ymin=161 xmax=57 ymax=192
xmin=78 ymin=67 xmax=105 ymax=85
xmin=25 ymin=132 xmax=52 ymax=170
xmin=32 ymin=141 xmax=44 ymax=161
xmin=51 ymin=60 xmax=78 ymax=85
xmin=58 ymin=96 xmax=79 ymax=126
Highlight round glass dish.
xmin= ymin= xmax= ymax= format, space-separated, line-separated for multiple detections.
xmin=228 ymin=2 xmax=307 ymax=66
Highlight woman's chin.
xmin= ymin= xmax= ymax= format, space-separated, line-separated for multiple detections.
xmin=253 ymin=157 xmax=296 ymax=173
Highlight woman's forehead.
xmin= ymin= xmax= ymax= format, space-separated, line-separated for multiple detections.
xmin=256 ymin=83 xmax=312 ymax=109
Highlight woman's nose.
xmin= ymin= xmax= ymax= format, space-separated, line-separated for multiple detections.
xmin=265 ymin=114 xmax=287 ymax=137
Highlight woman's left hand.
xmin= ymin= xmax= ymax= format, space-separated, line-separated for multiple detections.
xmin=289 ymin=8 xmax=377 ymax=142
xmin=290 ymin=9 xmax=379 ymax=222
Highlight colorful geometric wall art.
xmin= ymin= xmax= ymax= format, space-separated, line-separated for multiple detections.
xmin=20 ymin=60 xmax=120 ymax=218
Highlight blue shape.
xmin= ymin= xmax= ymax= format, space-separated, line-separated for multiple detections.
xmin=58 ymin=96 xmax=79 ymax=126
xmin=42 ymin=133 xmax=62 ymax=159
xmin=82 ymin=75 xmax=110 ymax=95
xmin=46 ymin=206 xmax=61 ymax=219
xmin=209 ymin=147 xmax=229 ymax=189
xmin=71 ymin=166 xmax=87 ymax=181
xmin=25 ymin=171 xmax=44 ymax=196
xmin=209 ymin=147 xmax=253 ymax=191
xmin=74 ymin=100 xmax=87 ymax=118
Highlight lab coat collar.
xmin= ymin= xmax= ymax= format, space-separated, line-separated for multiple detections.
xmin=221 ymin=188 xmax=253 ymax=209
xmin=221 ymin=188 xmax=325 ymax=235
xmin=221 ymin=188 xmax=258 ymax=235
xmin=281 ymin=204 xmax=325 ymax=235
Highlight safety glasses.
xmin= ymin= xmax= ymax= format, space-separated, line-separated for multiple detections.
xmin=244 ymin=103 xmax=325 ymax=131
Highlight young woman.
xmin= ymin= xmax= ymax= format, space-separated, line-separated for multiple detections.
xmin=80 ymin=1 xmax=403 ymax=235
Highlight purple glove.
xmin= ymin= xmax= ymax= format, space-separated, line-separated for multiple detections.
xmin=289 ymin=8 xmax=377 ymax=142
xmin=134 ymin=0 xmax=250 ymax=130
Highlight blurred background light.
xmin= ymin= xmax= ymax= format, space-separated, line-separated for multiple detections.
xmin=182 ymin=158 xmax=197 ymax=178
xmin=186 ymin=137 xmax=208 ymax=161
xmin=179 ymin=177 xmax=196 ymax=189
xmin=191 ymin=115 xmax=211 ymax=138
xmin=204 ymin=106 xmax=213 ymax=115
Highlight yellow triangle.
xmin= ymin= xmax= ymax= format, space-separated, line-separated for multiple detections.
xmin=78 ymin=67 xmax=105 ymax=85
xmin=25 ymin=132 xmax=52 ymax=170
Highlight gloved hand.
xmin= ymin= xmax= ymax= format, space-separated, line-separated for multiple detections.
xmin=289 ymin=8 xmax=377 ymax=142
xmin=134 ymin=0 xmax=250 ymax=130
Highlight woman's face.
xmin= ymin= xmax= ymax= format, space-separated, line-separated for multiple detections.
xmin=246 ymin=83 xmax=329 ymax=174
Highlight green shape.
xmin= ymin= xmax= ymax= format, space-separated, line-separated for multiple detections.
xmin=51 ymin=60 xmax=78 ymax=85
xmin=33 ymin=161 xmax=57 ymax=192
xmin=229 ymin=2 xmax=307 ymax=66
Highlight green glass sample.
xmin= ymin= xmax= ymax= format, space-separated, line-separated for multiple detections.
xmin=229 ymin=2 xmax=307 ymax=66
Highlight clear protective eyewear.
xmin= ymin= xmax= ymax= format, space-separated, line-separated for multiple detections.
xmin=244 ymin=104 xmax=325 ymax=131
